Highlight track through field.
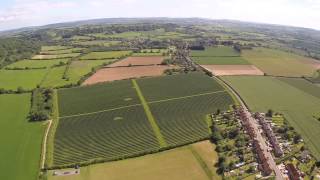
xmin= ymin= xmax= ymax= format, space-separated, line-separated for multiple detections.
xmin=132 ymin=79 xmax=167 ymax=148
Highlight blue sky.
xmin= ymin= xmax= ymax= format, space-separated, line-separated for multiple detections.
xmin=0 ymin=0 xmax=320 ymax=31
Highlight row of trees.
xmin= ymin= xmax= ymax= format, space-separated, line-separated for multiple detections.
xmin=29 ymin=88 xmax=53 ymax=121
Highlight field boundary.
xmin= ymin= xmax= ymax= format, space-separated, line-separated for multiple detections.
xmin=148 ymin=90 xmax=227 ymax=104
xmin=59 ymin=103 xmax=142 ymax=119
xmin=132 ymin=79 xmax=167 ymax=148
xmin=189 ymin=146 xmax=213 ymax=180
xmin=44 ymin=90 xmax=60 ymax=167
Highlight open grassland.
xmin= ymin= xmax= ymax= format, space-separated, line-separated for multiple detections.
xmin=72 ymin=40 xmax=121 ymax=47
xmin=6 ymin=59 xmax=69 ymax=69
xmin=32 ymin=53 xmax=80 ymax=60
xmin=41 ymin=46 xmax=71 ymax=51
xmin=309 ymin=70 xmax=320 ymax=83
xmin=92 ymin=32 xmax=142 ymax=39
xmin=0 ymin=69 xmax=47 ymax=90
xmin=80 ymin=51 xmax=132 ymax=60
xmin=53 ymin=73 xmax=234 ymax=166
xmin=222 ymin=76 xmax=320 ymax=160
xmin=41 ymin=66 xmax=69 ymax=87
xmin=40 ymin=48 xmax=83 ymax=55
xmin=0 ymin=94 xmax=44 ymax=180
xmin=67 ymin=60 xmax=113 ymax=83
xmin=191 ymin=46 xmax=240 ymax=57
xmin=242 ymin=48 xmax=318 ymax=77
xmin=49 ymin=141 xmax=219 ymax=180
xmin=107 ymin=56 xmax=164 ymax=67
xmin=71 ymin=35 xmax=93 ymax=41
xmin=193 ymin=56 xmax=250 ymax=65
xmin=278 ymin=77 xmax=320 ymax=99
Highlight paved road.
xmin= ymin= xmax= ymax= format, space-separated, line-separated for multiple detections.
xmin=216 ymin=77 xmax=283 ymax=180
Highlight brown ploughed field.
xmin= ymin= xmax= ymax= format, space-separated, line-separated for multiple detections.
xmin=107 ymin=56 xmax=164 ymax=67
xmin=202 ymin=65 xmax=264 ymax=76
xmin=83 ymin=65 xmax=171 ymax=85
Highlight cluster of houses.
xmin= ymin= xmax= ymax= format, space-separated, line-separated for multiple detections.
xmin=234 ymin=108 xmax=272 ymax=176
xmin=254 ymin=113 xmax=284 ymax=157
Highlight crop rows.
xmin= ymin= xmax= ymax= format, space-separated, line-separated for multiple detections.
xmin=53 ymin=73 xmax=235 ymax=166
xmin=53 ymin=106 xmax=159 ymax=166
xmin=150 ymin=92 xmax=233 ymax=145
xmin=58 ymin=79 xmax=139 ymax=116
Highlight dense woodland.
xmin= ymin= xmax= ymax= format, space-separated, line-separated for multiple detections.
xmin=0 ymin=36 xmax=41 ymax=68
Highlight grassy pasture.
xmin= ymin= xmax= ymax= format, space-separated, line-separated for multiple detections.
xmin=32 ymin=53 xmax=80 ymax=60
xmin=41 ymin=46 xmax=71 ymax=51
xmin=53 ymin=73 xmax=234 ymax=166
xmin=222 ymin=76 xmax=320 ymax=160
xmin=191 ymin=46 xmax=240 ymax=57
xmin=278 ymin=77 xmax=320 ymax=99
xmin=242 ymin=48 xmax=317 ymax=77
xmin=0 ymin=94 xmax=44 ymax=180
xmin=66 ymin=60 xmax=110 ymax=83
xmin=49 ymin=141 xmax=219 ymax=180
xmin=41 ymin=66 xmax=69 ymax=87
xmin=0 ymin=69 xmax=47 ymax=90
xmin=92 ymin=32 xmax=142 ymax=39
xmin=73 ymin=40 xmax=121 ymax=47
xmin=193 ymin=56 xmax=250 ymax=65
xmin=71 ymin=35 xmax=93 ymax=41
xmin=80 ymin=51 xmax=132 ymax=60
xmin=41 ymin=48 xmax=83 ymax=55
xmin=6 ymin=59 xmax=69 ymax=69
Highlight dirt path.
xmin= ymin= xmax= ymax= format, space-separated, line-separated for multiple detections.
xmin=216 ymin=77 xmax=283 ymax=180
xmin=41 ymin=119 xmax=52 ymax=169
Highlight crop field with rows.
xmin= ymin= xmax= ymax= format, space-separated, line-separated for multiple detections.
xmin=53 ymin=73 xmax=234 ymax=166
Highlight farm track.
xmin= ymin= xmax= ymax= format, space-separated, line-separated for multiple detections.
xmin=41 ymin=119 xmax=52 ymax=169
xmin=59 ymin=90 xmax=227 ymax=119
xmin=132 ymin=79 xmax=167 ymax=148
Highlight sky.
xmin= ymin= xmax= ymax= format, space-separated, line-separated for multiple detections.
xmin=0 ymin=0 xmax=320 ymax=31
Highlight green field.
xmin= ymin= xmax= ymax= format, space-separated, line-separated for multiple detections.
xmin=6 ymin=59 xmax=69 ymax=69
xmin=80 ymin=51 xmax=132 ymax=60
xmin=242 ymin=48 xmax=317 ymax=77
xmin=191 ymin=46 xmax=240 ymax=57
xmin=222 ymin=76 xmax=320 ymax=160
xmin=41 ymin=66 xmax=69 ymax=87
xmin=41 ymin=48 xmax=83 ymax=55
xmin=41 ymin=60 xmax=110 ymax=87
xmin=49 ymin=141 xmax=220 ymax=180
xmin=0 ymin=69 xmax=47 ymax=90
xmin=32 ymin=53 xmax=80 ymax=60
xmin=67 ymin=60 xmax=110 ymax=82
xmin=73 ymin=40 xmax=121 ymax=47
xmin=53 ymin=73 xmax=234 ymax=166
xmin=41 ymin=46 xmax=71 ymax=51
xmin=192 ymin=56 xmax=250 ymax=65
xmin=0 ymin=94 xmax=45 ymax=180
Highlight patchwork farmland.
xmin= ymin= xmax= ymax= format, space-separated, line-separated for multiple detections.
xmin=52 ymin=73 xmax=234 ymax=166
xmin=190 ymin=46 xmax=264 ymax=76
